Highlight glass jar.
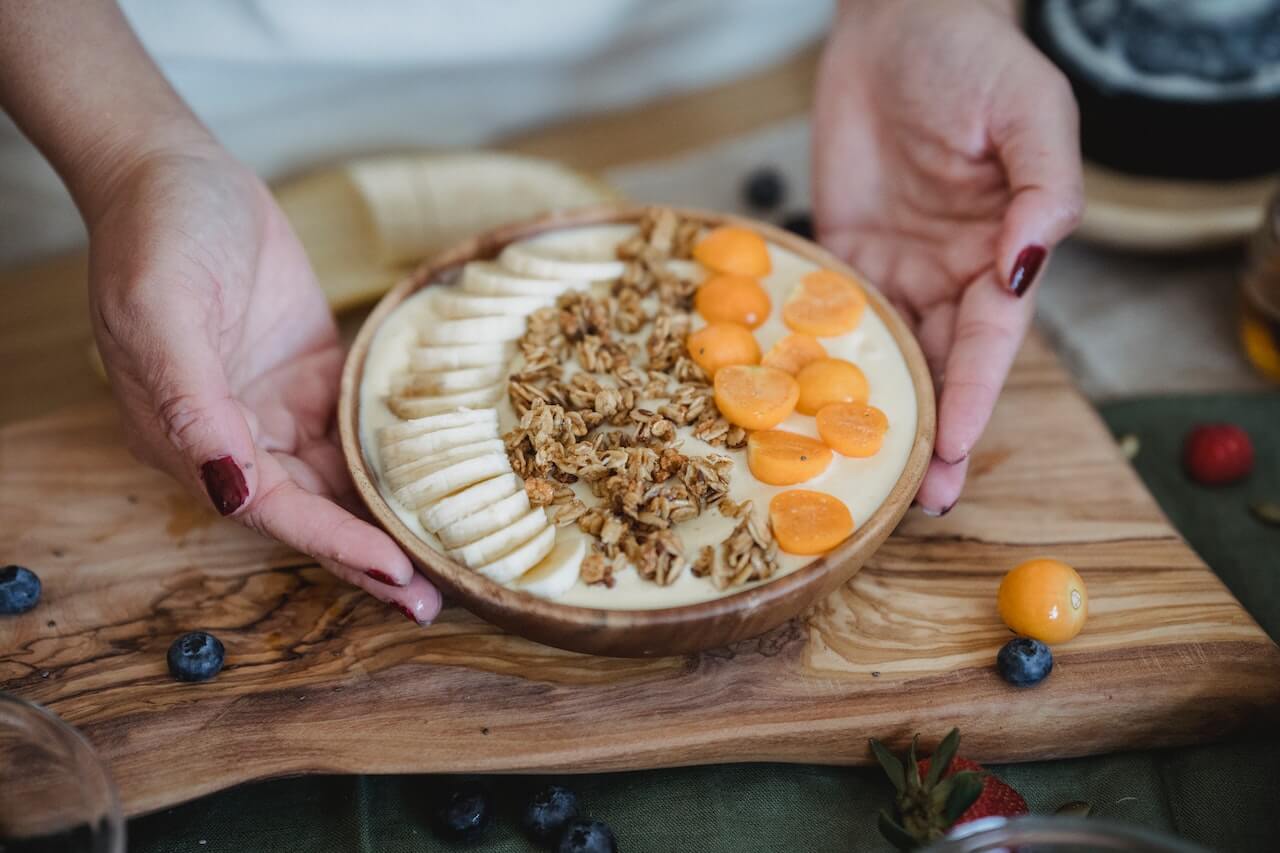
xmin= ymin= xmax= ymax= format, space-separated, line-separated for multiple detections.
xmin=1240 ymin=190 xmax=1280 ymax=383
xmin=923 ymin=815 xmax=1208 ymax=853
xmin=0 ymin=692 xmax=124 ymax=852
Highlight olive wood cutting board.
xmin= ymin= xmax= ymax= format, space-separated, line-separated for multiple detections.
xmin=2 ymin=331 xmax=1279 ymax=817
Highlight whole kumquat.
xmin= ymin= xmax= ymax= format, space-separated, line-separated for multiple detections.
xmin=686 ymin=322 xmax=760 ymax=377
xmin=693 ymin=225 xmax=772 ymax=277
xmin=996 ymin=558 xmax=1088 ymax=644
xmin=695 ymin=274 xmax=772 ymax=328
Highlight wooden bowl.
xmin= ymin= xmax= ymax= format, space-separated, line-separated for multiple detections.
xmin=339 ymin=206 xmax=936 ymax=657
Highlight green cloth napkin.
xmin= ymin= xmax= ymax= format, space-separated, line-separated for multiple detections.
xmin=129 ymin=394 xmax=1280 ymax=853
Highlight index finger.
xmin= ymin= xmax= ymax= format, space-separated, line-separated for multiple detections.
xmin=934 ymin=269 xmax=1035 ymax=465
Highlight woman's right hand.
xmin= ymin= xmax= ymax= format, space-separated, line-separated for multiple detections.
xmin=86 ymin=142 xmax=442 ymax=625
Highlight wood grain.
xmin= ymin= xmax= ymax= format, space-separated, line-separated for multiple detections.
xmin=3 ymin=330 xmax=1278 ymax=817
xmin=339 ymin=206 xmax=936 ymax=657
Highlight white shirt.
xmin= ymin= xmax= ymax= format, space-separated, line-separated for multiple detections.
xmin=0 ymin=0 xmax=832 ymax=265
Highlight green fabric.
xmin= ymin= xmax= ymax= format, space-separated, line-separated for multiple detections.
xmin=128 ymin=394 xmax=1280 ymax=853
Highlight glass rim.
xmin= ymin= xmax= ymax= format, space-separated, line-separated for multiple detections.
xmin=0 ymin=690 xmax=125 ymax=853
xmin=924 ymin=815 xmax=1210 ymax=853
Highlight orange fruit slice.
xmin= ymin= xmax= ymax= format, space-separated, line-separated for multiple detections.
xmin=768 ymin=489 xmax=854 ymax=555
xmin=693 ymin=225 xmax=772 ymax=277
xmin=761 ymin=333 xmax=827 ymax=376
xmin=782 ymin=269 xmax=867 ymax=337
xmin=747 ymin=430 xmax=833 ymax=486
xmin=816 ymin=403 xmax=889 ymax=457
xmin=686 ymin=323 xmax=761 ymax=377
xmin=713 ymin=365 xmax=799 ymax=431
xmin=695 ymin=274 xmax=772 ymax=329
xmin=795 ymin=358 xmax=869 ymax=416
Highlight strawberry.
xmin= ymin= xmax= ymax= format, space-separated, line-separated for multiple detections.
xmin=870 ymin=729 xmax=1028 ymax=850
xmin=1183 ymin=423 xmax=1254 ymax=486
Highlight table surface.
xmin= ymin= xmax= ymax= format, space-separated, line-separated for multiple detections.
xmin=4 ymin=43 xmax=1279 ymax=853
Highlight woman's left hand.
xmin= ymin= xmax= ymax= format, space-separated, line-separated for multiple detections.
xmin=812 ymin=0 xmax=1084 ymax=514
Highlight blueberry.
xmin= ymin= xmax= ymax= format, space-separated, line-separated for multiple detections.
xmin=432 ymin=783 xmax=492 ymax=843
xmin=0 ymin=565 xmax=42 ymax=615
xmin=523 ymin=784 xmax=580 ymax=843
xmin=558 ymin=818 xmax=617 ymax=853
xmin=997 ymin=637 xmax=1053 ymax=687
xmin=166 ymin=631 xmax=225 ymax=682
xmin=780 ymin=211 xmax=814 ymax=241
xmin=742 ymin=167 xmax=786 ymax=212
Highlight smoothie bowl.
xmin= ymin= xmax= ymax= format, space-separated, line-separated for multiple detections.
xmin=339 ymin=206 xmax=935 ymax=656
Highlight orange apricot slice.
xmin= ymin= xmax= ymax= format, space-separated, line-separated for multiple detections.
xmin=713 ymin=364 xmax=799 ymax=431
xmin=782 ymin=269 xmax=867 ymax=337
xmin=761 ymin=333 xmax=827 ymax=375
xmin=816 ymin=403 xmax=888 ymax=457
xmin=693 ymin=226 xmax=772 ymax=277
xmin=695 ymin=274 xmax=772 ymax=329
xmin=747 ymin=430 xmax=833 ymax=486
xmin=795 ymin=358 xmax=869 ymax=416
xmin=686 ymin=322 xmax=761 ymax=377
xmin=768 ymin=489 xmax=855 ymax=555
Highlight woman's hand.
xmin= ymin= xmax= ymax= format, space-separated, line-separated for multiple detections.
xmin=813 ymin=0 xmax=1084 ymax=514
xmin=86 ymin=145 xmax=441 ymax=624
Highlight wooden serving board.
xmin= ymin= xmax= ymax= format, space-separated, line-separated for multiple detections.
xmin=3 ymin=331 xmax=1278 ymax=817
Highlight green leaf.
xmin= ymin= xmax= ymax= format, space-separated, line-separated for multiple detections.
xmin=906 ymin=734 xmax=922 ymax=790
xmin=870 ymin=738 xmax=906 ymax=794
xmin=929 ymin=778 xmax=955 ymax=814
xmin=878 ymin=810 xmax=920 ymax=851
xmin=925 ymin=728 xmax=961 ymax=788
xmin=1250 ymin=501 xmax=1280 ymax=527
xmin=942 ymin=772 xmax=983 ymax=824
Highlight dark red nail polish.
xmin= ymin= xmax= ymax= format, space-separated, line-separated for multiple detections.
xmin=200 ymin=456 xmax=247 ymax=516
xmin=939 ymin=501 xmax=957 ymax=517
xmin=1009 ymin=244 xmax=1047 ymax=297
xmin=366 ymin=569 xmax=397 ymax=586
xmin=395 ymin=603 xmax=419 ymax=624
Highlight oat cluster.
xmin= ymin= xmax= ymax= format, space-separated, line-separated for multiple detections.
xmin=504 ymin=209 xmax=779 ymax=591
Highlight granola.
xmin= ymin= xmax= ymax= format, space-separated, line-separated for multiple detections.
xmin=503 ymin=208 xmax=779 ymax=592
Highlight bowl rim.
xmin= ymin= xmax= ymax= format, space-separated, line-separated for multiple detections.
xmin=339 ymin=204 xmax=936 ymax=635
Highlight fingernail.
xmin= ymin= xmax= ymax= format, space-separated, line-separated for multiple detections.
xmin=395 ymin=602 xmax=432 ymax=626
xmin=937 ymin=452 xmax=968 ymax=466
xmin=921 ymin=501 xmax=957 ymax=518
xmin=366 ymin=569 xmax=398 ymax=586
xmin=200 ymin=456 xmax=248 ymax=516
xmin=1009 ymin=244 xmax=1047 ymax=297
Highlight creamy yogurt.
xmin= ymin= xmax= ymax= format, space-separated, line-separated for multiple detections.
xmin=360 ymin=224 xmax=918 ymax=609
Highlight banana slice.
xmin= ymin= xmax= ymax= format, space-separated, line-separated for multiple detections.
xmin=387 ymin=384 xmax=504 ymax=419
xmin=420 ymin=473 xmax=522 ymax=533
xmin=434 ymin=291 xmax=553 ymax=319
xmin=666 ymin=259 xmax=703 ymax=281
xmin=515 ymin=531 xmax=587 ymax=600
xmin=378 ymin=408 xmax=498 ymax=446
xmin=418 ymin=315 xmax=528 ymax=346
xmin=381 ymin=421 xmax=500 ymax=470
xmin=447 ymin=507 xmax=548 ymax=569
xmin=475 ymin=525 xmax=557 ymax=584
xmin=410 ymin=343 xmax=515 ymax=372
xmin=391 ymin=363 xmax=509 ymax=397
xmin=385 ymin=438 xmax=506 ymax=490
xmin=437 ymin=488 xmax=532 ymax=549
xmin=499 ymin=243 xmax=626 ymax=282
xmin=460 ymin=261 xmax=586 ymax=298
xmin=393 ymin=453 xmax=512 ymax=510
